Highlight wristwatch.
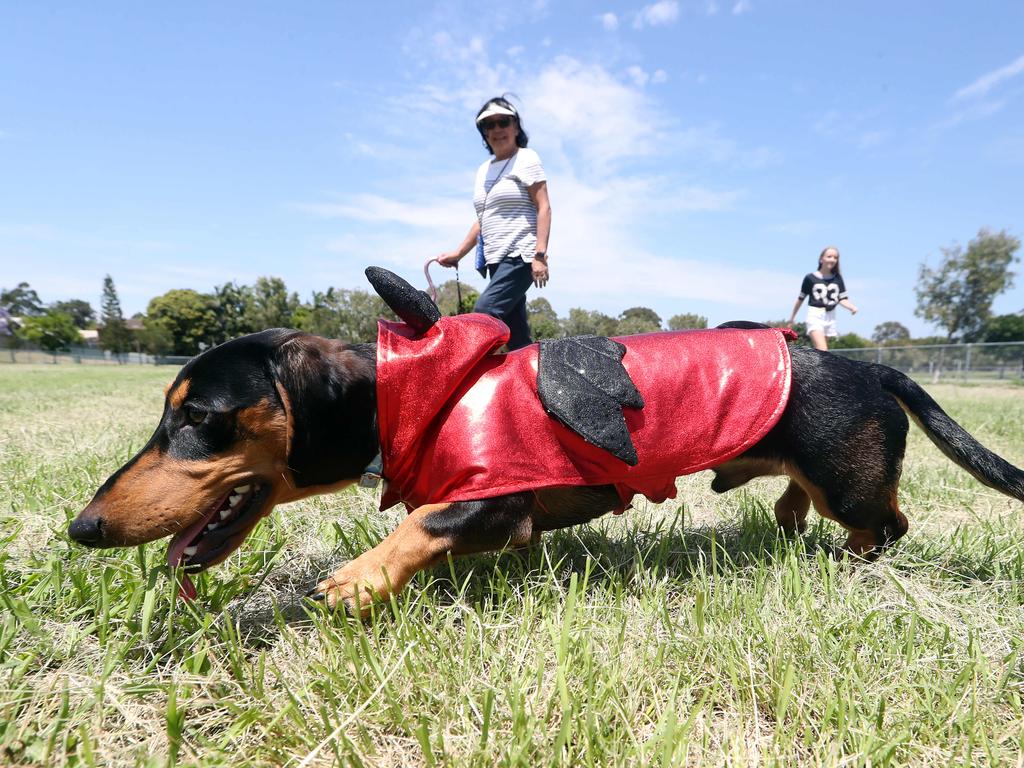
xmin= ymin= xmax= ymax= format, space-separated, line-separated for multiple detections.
xmin=534 ymin=251 xmax=547 ymax=262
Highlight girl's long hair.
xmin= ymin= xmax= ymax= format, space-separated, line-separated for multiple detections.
xmin=818 ymin=246 xmax=841 ymax=276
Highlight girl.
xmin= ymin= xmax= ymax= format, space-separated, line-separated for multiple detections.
xmin=788 ymin=246 xmax=858 ymax=350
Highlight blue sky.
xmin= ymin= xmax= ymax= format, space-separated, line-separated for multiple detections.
xmin=2 ymin=1 xmax=1023 ymax=338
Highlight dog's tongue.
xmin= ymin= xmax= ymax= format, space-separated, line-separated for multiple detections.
xmin=178 ymin=573 xmax=197 ymax=601
xmin=166 ymin=510 xmax=216 ymax=602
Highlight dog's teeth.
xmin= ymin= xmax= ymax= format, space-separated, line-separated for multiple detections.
xmin=229 ymin=494 xmax=242 ymax=507
xmin=234 ymin=484 xmax=251 ymax=494
xmin=220 ymin=508 xmax=231 ymax=520
xmin=183 ymin=546 xmax=197 ymax=556
xmin=207 ymin=522 xmax=219 ymax=531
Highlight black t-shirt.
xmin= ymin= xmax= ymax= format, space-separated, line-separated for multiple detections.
xmin=799 ymin=272 xmax=847 ymax=310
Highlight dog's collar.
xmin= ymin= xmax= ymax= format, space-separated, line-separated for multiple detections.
xmin=359 ymin=452 xmax=384 ymax=488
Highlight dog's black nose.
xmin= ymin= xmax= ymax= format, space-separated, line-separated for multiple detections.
xmin=68 ymin=514 xmax=105 ymax=546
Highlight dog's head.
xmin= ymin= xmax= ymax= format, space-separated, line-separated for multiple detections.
xmin=67 ymin=329 xmax=377 ymax=579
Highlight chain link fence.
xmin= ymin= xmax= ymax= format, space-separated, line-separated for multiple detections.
xmin=830 ymin=341 xmax=1024 ymax=383
xmin=5 ymin=340 xmax=1024 ymax=383
xmin=0 ymin=346 xmax=191 ymax=366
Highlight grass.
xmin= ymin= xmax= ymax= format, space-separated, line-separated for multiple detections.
xmin=2 ymin=364 xmax=1024 ymax=767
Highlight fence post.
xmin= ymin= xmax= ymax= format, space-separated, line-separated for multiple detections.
xmin=964 ymin=344 xmax=971 ymax=383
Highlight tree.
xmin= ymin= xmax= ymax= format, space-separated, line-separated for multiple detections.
xmin=98 ymin=275 xmax=132 ymax=356
xmin=564 ymin=308 xmax=618 ymax=338
xmin=668 ymin=313 xmax=707 ymax=330
xmin=213 ymin=282 xmax=257 ymax=342
xmin=915 ymin=228 xmax=1021 ymax=341
xmin=983 ymin=313 xmax=1024 ymax=343
xmin=764 ymin=318 xmax=807 ymax=338
xmin=19 ymin=311 xmax=81 ymax=353
xmin=432 ymin=280 xmax=479 ymax=317
xmin=51 ymin=299 xmax=96 ymax=329
xmin=335 ymin=289 xmax=394 ymax=342
xmin=617 ymin=306 xmax=662 ymax=335
xmin=871 ymin=321 xmax=911 ymax=345
xmin=249 ymin=276 xmax=300 ymax=330
xmin=1 ymin=282 xmax=44 ymax=316
xmin=293 ymin=288 xmax=343 ymax=338
xmin=146 ymin=289 xmax=220 ymax=355
xmin=527 ymin=297 xmax=562 ymax=340
xmin=830 ymin=332 xmax=871 ymax=350
xmin=0 ymin=307 xmax=19 ymax=358
xmin=137 ymin=318 xmax=175 ymax=355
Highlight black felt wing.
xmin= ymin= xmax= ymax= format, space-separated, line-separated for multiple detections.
xmin=365 ymin=267 xmax=441 ymax=335
xmin=715 ymin=320 xmax=771 ymax=330
xmin=537 ymin=335 xmax=644 ymax=465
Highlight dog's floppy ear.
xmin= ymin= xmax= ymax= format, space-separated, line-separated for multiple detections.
xmin=271 ymin=335 xmax=378 ymax=488
xmin=537 ymin=335 xmax=644 ymax=465
xmin=365 ymin=267 xmax=440 ymax=335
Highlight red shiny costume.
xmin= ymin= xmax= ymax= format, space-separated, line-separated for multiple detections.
xmin=377 ymin=314 xmax=792 ymax=512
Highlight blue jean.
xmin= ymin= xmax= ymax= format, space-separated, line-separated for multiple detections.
xmin=474 ymin=256 xmax=534 ymax=350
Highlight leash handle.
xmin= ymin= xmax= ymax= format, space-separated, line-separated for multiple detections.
xmin=423 ymin=258 xmax=441 ymax=303
xmin=423 ymin=257 xmax=465 ymax=314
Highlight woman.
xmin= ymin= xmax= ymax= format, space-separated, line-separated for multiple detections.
xmin=437 ymin=96 xmax=551 ymax=350
xmin=787 ymin=245 xmax=858 ymax=351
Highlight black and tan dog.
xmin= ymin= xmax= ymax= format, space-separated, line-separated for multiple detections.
xmin=69 ymin=270 xmax=1024 ymax=614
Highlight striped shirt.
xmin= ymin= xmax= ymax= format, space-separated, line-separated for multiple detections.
xmin=474 ymin=148 xmax=546 ymax=266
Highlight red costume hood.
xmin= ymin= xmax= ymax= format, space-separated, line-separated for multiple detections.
xmin=377 ymin=314 xmax=792 ymax=512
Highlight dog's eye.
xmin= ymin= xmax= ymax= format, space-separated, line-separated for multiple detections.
xmin=185 ymin=406 xmax=207 ymax=426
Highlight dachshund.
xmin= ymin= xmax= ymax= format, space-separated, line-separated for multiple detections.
xmin=68 ymin=269 xmax=1024 ymax=616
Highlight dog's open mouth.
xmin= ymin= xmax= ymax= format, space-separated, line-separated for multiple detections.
xmin=166 ymin=480 xmax=271 ymax=599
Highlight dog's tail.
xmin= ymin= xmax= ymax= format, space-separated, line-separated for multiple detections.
xmin=879 ymin=366 xmax=1024 ymax=501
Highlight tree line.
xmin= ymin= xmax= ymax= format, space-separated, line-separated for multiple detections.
xmin=2 ymin=228 xmax=1020 ymax=356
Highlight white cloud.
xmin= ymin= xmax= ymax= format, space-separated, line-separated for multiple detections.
xmin=812 ymin=107 xmax=888 ymax=152
xmin=952 ymin=54 xmax=1024 ymax=102
xmin=857 ymin=130 xmax=886 ymax=150
xmin=731 ymin=0 xmax=752 ymax=15
xmin=705 ymin=2 xmax=719 ymax=15
xmin=295 ymin=195 xmax=470 ymax=232
xmin=599 ymin=12 xmax=618 ymax=31
xmin=622 ymin=67 xmax=671 ymax=88
xmin=936 ymin=98 xmax=1007 ymax=130
xmin=634 ymin=1 xmax=679 ymax=29
xmin=305 ymin=43 xmax=789 ymax=320
xmin=626 ymin=65 xmax=649 ymax=87
xmin=526 ymin=57 xmax=665 ymax=173
xmin=768 ymin=220 xmax=818 ymax=236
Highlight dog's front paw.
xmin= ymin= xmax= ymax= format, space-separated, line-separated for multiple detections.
xmin=306 ymin=560 xmax=396 ymax=618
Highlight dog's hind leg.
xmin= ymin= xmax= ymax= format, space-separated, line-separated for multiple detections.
xmin=831 ymin=489 xmax=909 ymax=560
xmin=784 ymin=462 xmax=909 ymax=560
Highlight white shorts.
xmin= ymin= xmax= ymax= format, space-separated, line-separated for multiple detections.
xmin=806 ymin=306 xmax=837 ymax=337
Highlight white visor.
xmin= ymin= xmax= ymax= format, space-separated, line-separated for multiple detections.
xmin=476 ymin=103 xmax=517 ymax=124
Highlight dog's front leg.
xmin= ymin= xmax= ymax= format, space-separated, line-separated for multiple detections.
xmin=310 ymin=493 xmax=534 ymax=616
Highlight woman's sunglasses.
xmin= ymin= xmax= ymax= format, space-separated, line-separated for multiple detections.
xmin=479 ymin=116 xmax=513 ymax=132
